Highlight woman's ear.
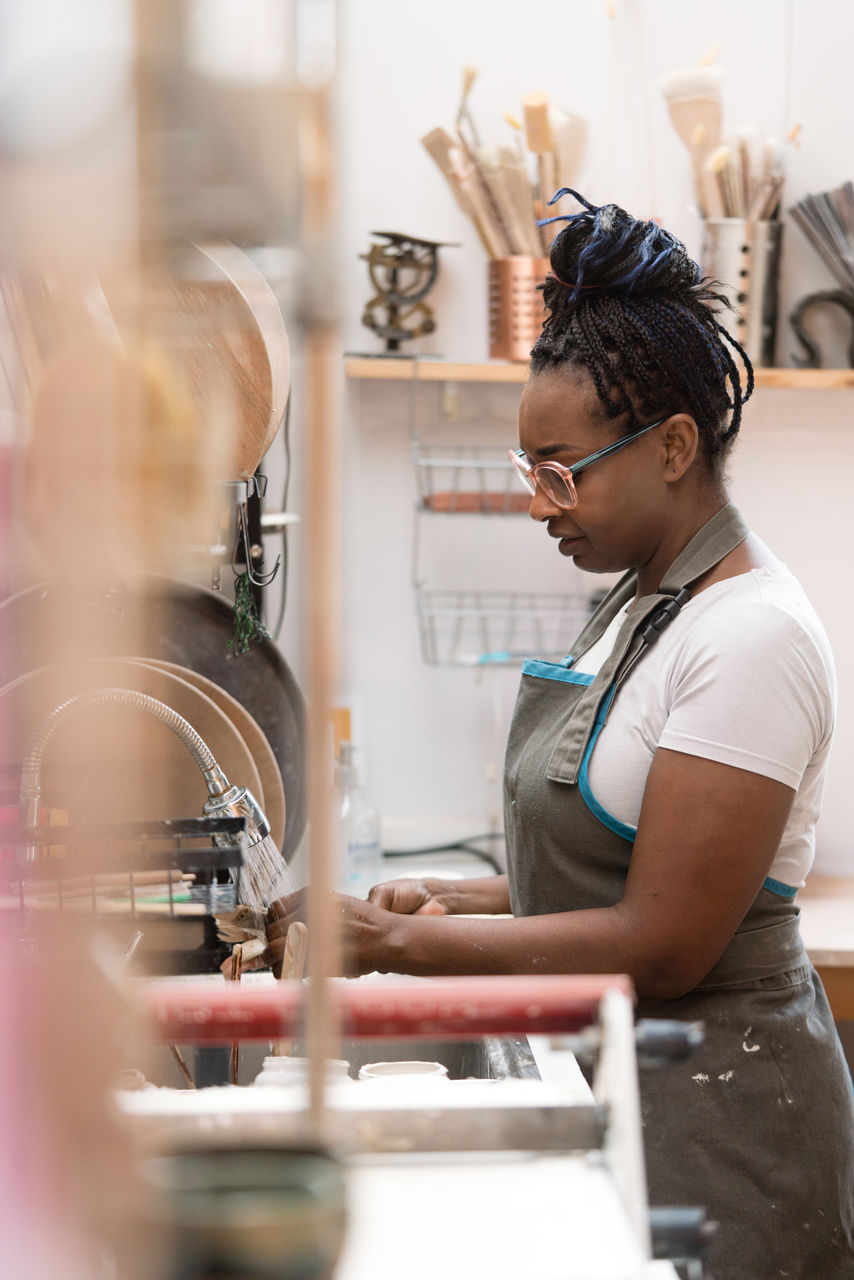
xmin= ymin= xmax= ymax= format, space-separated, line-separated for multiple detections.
xmin=661 ymin=414 xmax=700 ymax=482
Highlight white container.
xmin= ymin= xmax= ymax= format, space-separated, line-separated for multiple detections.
xmin=700 ymin=218 xmax=783 ymax=366
xmin=253 ymin=1056 xmax=351 ymax=1087
xmin=358 ymin=1060 xmax=449 ymax=1081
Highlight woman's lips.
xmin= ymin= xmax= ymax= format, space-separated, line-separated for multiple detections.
xmin=553 ymin=532 xmax=585 ymax=555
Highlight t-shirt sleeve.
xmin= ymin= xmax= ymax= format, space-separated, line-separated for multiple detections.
xmin=657 ymin=599 xmax=834 ymax=788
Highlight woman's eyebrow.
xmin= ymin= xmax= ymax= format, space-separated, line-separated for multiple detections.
xmin=533 ymin=440 xmax=583 ymax=459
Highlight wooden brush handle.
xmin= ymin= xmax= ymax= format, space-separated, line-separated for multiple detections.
xmin=272 ymin=922 xmax=309 ymax=1056
xmin=228 ymin=942 xmax=243 ymax=1084
xmin=169 ymin=1044 xmax=196 ymax=1089
xmin=282 ymin=921 xmax=309 ymax=982
xmin=522 ymin=92 xmax=554 ymax=155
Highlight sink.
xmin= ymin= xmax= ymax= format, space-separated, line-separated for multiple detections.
xmin=342 ymin=1034 xmax=540 ymax=1081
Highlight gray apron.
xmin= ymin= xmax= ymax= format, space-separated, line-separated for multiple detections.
xmin=504 ymin=503 xmax=854 ymax=1279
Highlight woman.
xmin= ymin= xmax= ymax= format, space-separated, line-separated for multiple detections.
xmin=269 ymin=193 xmax=854 ymax=1278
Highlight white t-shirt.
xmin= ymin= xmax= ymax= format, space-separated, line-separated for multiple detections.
xmin=572 ymin=558 xmax=836 ymax=892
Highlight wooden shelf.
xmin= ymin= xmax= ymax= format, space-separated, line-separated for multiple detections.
xmin=345 ymin=357 xmax=526 ymax=384
xmin=345 ymin=356 xmax=854 ymax=390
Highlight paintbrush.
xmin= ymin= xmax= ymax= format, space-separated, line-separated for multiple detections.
xmin=659 ymin=64 xmax=724 ymax=216
xmin=451 ymin=63 xmax=514 ymax=255
xmin=522 ymin=91 xmax=558 ymax=249
xmin=502 ymin=113 xmax=543 ymax=253
xmin=169 ymin=1045 xmax=196 ymax=1089
xmin=705 ymin=145 xmax=733 ymax=217
xmin=748 ymin=125 xmax=802 ymax=221
xmin=455 ymin=65 xmax=481 ymax=149
xmin=503 ymin=111 xmax=527 ymax=163
xmin=549 ymin=106 xmax=588 ymax=192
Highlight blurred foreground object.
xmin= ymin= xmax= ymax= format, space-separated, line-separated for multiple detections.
xmin=0 ymin=0 xmax=338 ymax=1276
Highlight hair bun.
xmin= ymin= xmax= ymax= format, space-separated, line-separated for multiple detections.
xmin=544 ymin=190 xmax=701 ymax=300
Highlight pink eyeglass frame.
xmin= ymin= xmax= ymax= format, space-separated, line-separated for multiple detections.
xmin=508 ymin=416 xmax=667 ymax=510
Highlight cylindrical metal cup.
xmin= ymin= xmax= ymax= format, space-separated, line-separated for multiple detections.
xmin=488 ymin=256 xmax=550 ymax=361
xmin=700 ymin=219 xmax=783 ymax=367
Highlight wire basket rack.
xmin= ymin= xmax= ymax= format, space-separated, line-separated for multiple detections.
xmin=413 ymin=444 xmax=530 ymax=514
xmin=0 ymin=815 xmax=247 ymax=925
xmin=416 ymin=586 xmax=592 ymax=667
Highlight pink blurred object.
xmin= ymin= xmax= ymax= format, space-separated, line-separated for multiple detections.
xmin=143 ymin=973 xmax=634 ymax=1045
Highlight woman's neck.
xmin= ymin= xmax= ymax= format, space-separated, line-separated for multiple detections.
xmin=634 ymin=489 xmax=730 ymax=598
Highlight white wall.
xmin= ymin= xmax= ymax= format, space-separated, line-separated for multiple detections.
xmin=338 ymin=0 xmax=853 ymax=363
xmin=323 ymin=0 xmax=854 ymax=870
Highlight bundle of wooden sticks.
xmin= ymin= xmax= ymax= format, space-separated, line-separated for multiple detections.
xmin=659 ymin=57 xmax=799 ymax=222
xmin=421 ymin=68 xmax=588 ymax=258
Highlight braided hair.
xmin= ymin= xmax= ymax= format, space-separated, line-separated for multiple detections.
xmin=531 ymin=191 xmax=754 ymax=472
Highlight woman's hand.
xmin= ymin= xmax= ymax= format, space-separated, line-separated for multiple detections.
xmin=263 ymin=873 xmax=512 ymax=981
xmin=265 ymin=890 xmax=404 ymax=978
xmin=367 ymin=877 xmax=456 ymax=916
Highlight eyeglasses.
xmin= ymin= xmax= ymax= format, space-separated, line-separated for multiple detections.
xmin=508 ymin=416 xmax=667 ymax=511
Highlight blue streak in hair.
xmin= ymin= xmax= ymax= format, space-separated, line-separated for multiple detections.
xmin=539 ymin=189 xmax=701 ymax=301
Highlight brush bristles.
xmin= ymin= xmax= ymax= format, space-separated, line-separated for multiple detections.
xmin=659 ymin=67 xmax=723 ymax=101
xmin=705 ymin=144 xmax=730 ymax=174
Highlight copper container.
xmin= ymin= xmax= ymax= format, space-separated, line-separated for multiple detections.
xmin=488 ymin=256 xmax=550 ymax=361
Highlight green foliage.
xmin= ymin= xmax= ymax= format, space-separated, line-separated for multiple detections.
xmin=229 ymin=572 xmax=271 ymax=655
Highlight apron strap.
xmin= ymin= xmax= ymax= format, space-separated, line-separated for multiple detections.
xmin=546 ymin=502 xmax=750 ymax=784
xmin=564 ymin=569 xmax=637 ymax=660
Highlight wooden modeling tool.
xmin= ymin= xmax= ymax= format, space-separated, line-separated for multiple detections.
xmin=421 ymin=128 xmax=507 ymax=257
xmin=447 ymin=144 xmax=511 ymax=258
xmin=476 ymin=146 xmax=534 ymax=255
xmin=421 ymin=127 xmax=475 ymax=216
xmin=273 ymin=921 xmax=309 ymax=1057
xmin=496 ymin=145 xmax=543 ymax=255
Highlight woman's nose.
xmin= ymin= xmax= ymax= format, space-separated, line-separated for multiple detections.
xmin=528 ymin=483 xmax=564 ymax=522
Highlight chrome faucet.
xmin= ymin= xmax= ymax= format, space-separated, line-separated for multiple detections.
xmin=18 ymin=686 xmax=270 ymax=864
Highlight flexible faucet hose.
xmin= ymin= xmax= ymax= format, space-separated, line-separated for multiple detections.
xmin=18 ymin=686 xmax=230 ymax=825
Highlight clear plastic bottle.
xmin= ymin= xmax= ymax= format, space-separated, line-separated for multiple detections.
xmin=335 ymin=741 xmax=383 ymax=898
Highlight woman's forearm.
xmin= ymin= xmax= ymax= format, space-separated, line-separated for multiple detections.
xmin=378 ymin=902 xmax=690 ymax=999
xmin=443 ymin=874 xmax=511 ymax=916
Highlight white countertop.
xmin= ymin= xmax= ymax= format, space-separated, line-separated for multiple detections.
xmin=796 ymin=876 xmax=854 ymax=967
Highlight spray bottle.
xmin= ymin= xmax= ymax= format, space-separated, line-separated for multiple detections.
xmin=335 ymin=741 xmax=383 ymax=898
